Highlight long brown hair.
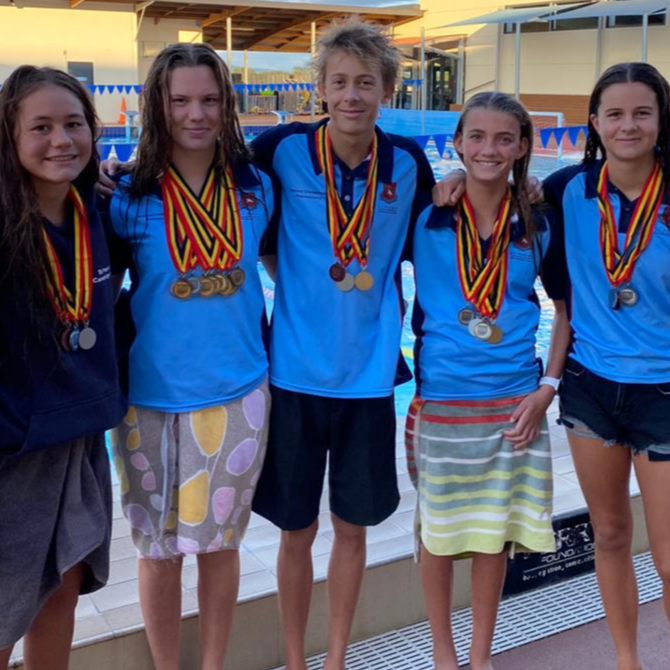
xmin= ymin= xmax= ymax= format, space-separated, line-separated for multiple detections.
xmin=0 ymin=66 xmax=100 ymax=328
xmin=130 ymin=43 xmax=250 ymax=196
xmin=454 ymin=92 xmax=535 ymax=239
xmin=583 ymin=62 xmax=670 ymax=196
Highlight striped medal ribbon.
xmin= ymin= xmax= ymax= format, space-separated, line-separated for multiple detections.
xmin=597 ymin=161 xmax=663 ymax=310
xmin=315 ymin=124 xmax=379 ymax=292
xmin=42 ymin=185 xmax=97 ymax=352
xmin=455 ymin=191 xmax=513 ymax=344
xmin=162 ymin=164 xmax=245 ymax=300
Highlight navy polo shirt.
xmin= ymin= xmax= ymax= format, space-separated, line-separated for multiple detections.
xmin=0 ymin=182 xmax=126 ymax=455
xmin=544 ymin=161 xmax=670 ymax=383
xmin=252 ymin=119 xmax=435 ymax=398
xmin=411 ymin=203 xmax=566 ymax=400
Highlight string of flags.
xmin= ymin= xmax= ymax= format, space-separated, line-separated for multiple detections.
xmin=539 ymin=125 xmax=588 ymax=148
xmin=403 ymin=79 xmax=424 ymax=87
xmin=0 ymin=83 xmax=317 ymax=95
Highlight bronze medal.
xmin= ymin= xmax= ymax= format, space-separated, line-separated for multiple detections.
xmin=199 ymin=276 xmax=217 ymax=297
xmin=329 ymin=263 xmax=347 ymax=282
xmin=354 ymin=270 xmax=374 ymax=292
xmin=487 ymin=324 xmax=504 ymax=344
xmin=229 ymin=267 xmax=246 ymax=287
xmin=458 ymin=307 xmax=475 ymax=326
xmin=171 ymin=279 xmax=193 ymax=300
xmin=60 ymin=327 xmax=73 ymax=352
xmin=336 ymin=273 xmax=356 ymax=292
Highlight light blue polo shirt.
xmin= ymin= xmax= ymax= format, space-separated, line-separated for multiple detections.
xmin=412 ymin=204 xmax=566 ymax=400
xmin=252 ymin=120 xmax=435 ymax=398
xmin=109 ymin=162 xmax=274 ymax=411
xmin=544 ymin=162 xmax=670 ymax=384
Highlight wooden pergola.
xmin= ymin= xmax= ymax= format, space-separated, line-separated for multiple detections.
xmin=67 ymin=0 xmax=423 ymax=53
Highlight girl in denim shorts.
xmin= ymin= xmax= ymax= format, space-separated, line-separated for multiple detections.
xmin=543 ymin=63 xmax=670 ymax=670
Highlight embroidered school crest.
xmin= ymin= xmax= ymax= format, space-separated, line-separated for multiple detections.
xmin=241 ymin=193 xmax=257 ymax=209
xmin=514 ymin=236 xmax=532 ymax=250
xmin=382 ymin=183 xmax=397 ymax=203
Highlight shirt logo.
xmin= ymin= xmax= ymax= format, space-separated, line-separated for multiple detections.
xmin=241 ymin=193 xmax=257 ymax=209
xmin=381 ymin=183 xmax=397 ymax=203
xmin=514 ymin=236 xmax=532 ymax=250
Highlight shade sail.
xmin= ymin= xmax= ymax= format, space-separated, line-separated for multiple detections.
xmin=549 ymin=0 xmax=669 ymax=21
xmin=441 ymin=3 xmax=589 ymax=28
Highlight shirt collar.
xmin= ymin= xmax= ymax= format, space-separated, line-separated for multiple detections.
xmin=307 ymin=118 xmax=395 ymax=184
xmin=583 ymin=159 xmax=670 ymax=205
xmin=425 ymin=202 xmax=545 ymax=240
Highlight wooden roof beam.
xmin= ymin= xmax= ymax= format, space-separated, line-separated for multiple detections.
xmin=70 ymin=0 xmax=86 ymax=7
xmin=201 ymin=6 xmax=251 ymax=28
xmin=241 ymin=11 xmax=337 ymax=50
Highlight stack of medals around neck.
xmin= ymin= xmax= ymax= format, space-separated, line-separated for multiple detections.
xmin=162 ymin=164 xmax=245 ymax=300
xmin=315 ymin=124 xmax=378 ymax=293
xmin=42 ymin=185 xmax=97 ymax=352
xmin=597 ymin=161 xmax=664 ymax=311
xmin=456 ymin=191 xmax=513 ymax=345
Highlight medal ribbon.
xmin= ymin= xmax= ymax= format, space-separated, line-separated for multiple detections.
xmin=597 ymin=162 xmax=664 ymax=287
xmin=161 ymin=164 xmax=243 ymax=274
xmin=315 ymin=124 xmax=379 ymax=267
xmin=456 ymin=191 xmax=513 ymax=320
xmin=42 ymin=185 xmax=93 ymax=325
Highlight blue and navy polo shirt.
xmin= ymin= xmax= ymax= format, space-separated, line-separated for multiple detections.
xmin=252 ymin=119 xmax=435 ymax=398
xmin=544 ymin=161 xmax=670 ymax=383
xmin=411 ymin=202 xmax=566 ymax=401
xmin=0 ymin=181 xmax=126 ymax=455
xmin=109 ymin=161 xmax=274 ymax=411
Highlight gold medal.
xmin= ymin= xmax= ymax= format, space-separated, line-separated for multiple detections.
xmin=199 ymin=276 xmax=217 ymax=297
xmin=229 ymin=267 xmax=246 ymax=287
xmin=170 ymin=278 xmax=193 ymax=300
xmin=354 ymin=270 xmax=374 ymax=291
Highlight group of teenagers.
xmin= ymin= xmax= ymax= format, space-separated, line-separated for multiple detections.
xmin=0 ymin=15 xmax=669 ymax=670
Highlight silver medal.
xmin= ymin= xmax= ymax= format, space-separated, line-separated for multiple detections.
xmin=78 ymin=327 xmax=97 ymax=351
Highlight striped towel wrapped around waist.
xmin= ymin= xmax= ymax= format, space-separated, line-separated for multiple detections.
xmin=405 ymin=395 xmax=556 ymax=558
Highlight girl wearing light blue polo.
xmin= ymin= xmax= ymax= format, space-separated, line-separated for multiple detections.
xmin=107 ymin=44 xmax=273 ymax=670
xmin=408 ymin=93 xmax=570 ymax=670
xmin=543 ymin=63 xmax=670 ymax=670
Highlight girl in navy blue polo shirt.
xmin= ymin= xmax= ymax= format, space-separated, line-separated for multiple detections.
xmin=0 ymin=67 xmax=125 ymax=667
xmin=542 ymin=64 xmax=670 ymax=670
xmin=106 ymin=44 xmax=273 ymax=670
xmin=408 ymin=92 xmax=569 ymax=670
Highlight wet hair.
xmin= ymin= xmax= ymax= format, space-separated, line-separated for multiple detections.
xmin=0 ymin=65 xmax=100 ymax=329
xmin=313 ymin=16 xmax=401 ymax=93
xmin=129 ymin=42 xmax=250 ymax=197
xmin=454 ymin=91 xmax=535 ymax=238
xmin=584 ymin=62 xmax=670 ymax=194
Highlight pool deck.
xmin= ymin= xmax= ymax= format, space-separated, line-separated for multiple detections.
xmin=8 ymin=398 xmax=647 ymax=669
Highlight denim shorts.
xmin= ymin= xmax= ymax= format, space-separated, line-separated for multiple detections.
xmin=558 ymin=357 xmax=670 ymax=461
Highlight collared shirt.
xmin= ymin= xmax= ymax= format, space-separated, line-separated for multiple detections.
xmin=109 ymin=162 xmax=274 ymax=411
xmin=544 ymin=161 xmax=670 ymax=383
xmin=411 ymin=203 xmax=566 ymax=400
xmin=252 ymin=119 xmax=435 ymax=398
xmin=0 ymin=181 xmax=126 ymax=454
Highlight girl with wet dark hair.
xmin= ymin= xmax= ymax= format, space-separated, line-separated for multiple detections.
xmin=0 ymin=66 xmax=125 ymax=668
xmin=105 ymin=43 xmax=274 ymax=669
xmin=543 ymin=62 xmax=670 ymax=670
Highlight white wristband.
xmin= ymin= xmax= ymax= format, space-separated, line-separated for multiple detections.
xmin=539 ymin=376 xmax=560 ymax=391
